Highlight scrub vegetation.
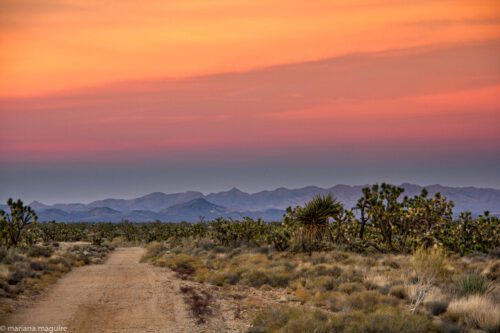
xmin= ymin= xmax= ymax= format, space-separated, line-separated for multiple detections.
xmin=1 ymin=183 xmax=498 ymax=332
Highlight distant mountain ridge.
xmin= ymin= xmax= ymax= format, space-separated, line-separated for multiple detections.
xmin=12 ymin=183 xmax=500 ymax=222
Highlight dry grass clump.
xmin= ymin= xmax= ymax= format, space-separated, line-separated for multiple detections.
xmin=337 ymin=282 xmax=366 ymax=294
xmin=240 ymin=266 xmax=292 ymax=288
xmin=154 ymin=253 xmax=202 ymax=279
xmin=140 ymin=241 xmax=168 ymax=262
xmin=311 ymin=275 xmax=337 ymax=291
xmin=306 ymin=263 xmax=343 ymax=278
xmin=343 ymin=290 xmax=399 ymax=312
xmin=445 ymin=295 xmax=500 ymax=333
xmin=408 ymin=246 xmax=447 ymax=313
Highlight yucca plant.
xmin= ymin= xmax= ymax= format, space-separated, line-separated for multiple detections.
xmin=455 ymin=272 xmax=493 ymax=297
xmin=293 ymin=194 xmax=343 ymax=253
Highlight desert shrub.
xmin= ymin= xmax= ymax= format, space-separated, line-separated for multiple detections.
xmin=196 ymin=238 xmax=216 ymax=251
xmin=313 ymin=276 xmax=337 ymax=291
xmin=388 ymin=284 xmax=407 ymax=299
xmin=337 ymin=307 xmax=439 ymax=333
xmin=208 ymin=271 xmax=241 ymax=286
xmin=27 ymin=245 xmax=54 ymax=258
xmin=330 ymin=251 xmax=350 ymax=262
xmin=425 ymin=300 xmax=449 ymax=316
xmin=157 ymin=253 xmax=201 ymax=277
xmin=435 ymin=320 xmax=462 ymax=333
xmin=66 ymin=244 xmax=112 ymax=265
xmin=0 ymin=247 xmax=7 ymax=262
xmin=445 ymin=295 xmax=500 ymax=333
xmin=346 ymin=307 xmax=437 ymax=333
xmin=323 ymin=292 xmax=346 ymax=312
xmin=29 ymin=260 xmax=48 ymax=271
xmin=222 ymin=271 xmax=241 ymax=285
xmin=240 ymin=268 xmax=292 ymax=288
xmin=141 ymin=241 xmax=167 ymax=262
xmin=7 ymin=270 xmax=28 ymax=285
xmin=340 ymin=266 xmax=364 ymax=283
xmin=233 ymin=253 xmax=269 ymax=266
xmin=266 ymin=268 xmax=292 ymax=287
xmin=0 ymin=247 xmax=25 ymax=264
xmin=249 ymin=305 xmax=437 ymax=333
xmin=48 ymin=256 xmax=72 ymax=269
xmin=409 ymin=246 xmax=447 ymax=313
xmin=338 ymin=282 xmax=366 ymax=294
xmin=249 ymin=306 xmax=333 ymax=333
xmin=344 ymin=290 xmax=399 ymax=312
xmin=308 ymin=264 xmax=343 ymax=278
xmin=382 ymin=258 xmax=401 ymax=269
xmin=207 ymin=272 xmax=226 ymax=286
xmin=0 ymin=243 xmax=111 ymax=304
xmin=454 ymin=272 xmax=493 ymax=296
xmin=241 ymin=270 xmax=269 ymax=287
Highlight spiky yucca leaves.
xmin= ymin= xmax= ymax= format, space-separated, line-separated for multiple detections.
xmin=293 ymin=194 xmax=343 ymax=253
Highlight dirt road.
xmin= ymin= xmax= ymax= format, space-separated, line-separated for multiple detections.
xmin=3 ymin=247 xmax=232 ymax=332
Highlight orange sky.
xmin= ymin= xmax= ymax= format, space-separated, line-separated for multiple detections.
xmin=1 ymin=0 xmax=499 ymax=97
xmin=1 ymin=0 xmax=500 ymax=201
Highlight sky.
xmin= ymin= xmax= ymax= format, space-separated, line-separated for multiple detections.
xmin=0 ymin=0 xmax=500 ymax=203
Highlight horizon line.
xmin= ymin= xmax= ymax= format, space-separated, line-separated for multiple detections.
xmin=13 ymin=182 xmax=500 ymax=206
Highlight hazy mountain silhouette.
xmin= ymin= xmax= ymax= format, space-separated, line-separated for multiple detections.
xmin=17 ymin=183 xmax=500 ymax=222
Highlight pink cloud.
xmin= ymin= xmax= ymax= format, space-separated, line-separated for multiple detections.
xmin=1 ymin=40 xmax=499 ymax=163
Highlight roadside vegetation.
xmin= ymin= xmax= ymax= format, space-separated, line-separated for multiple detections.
xmin=1 ymin=183 xmax=499 ymax=331
xmin=0 ymin=200 xmax=113 ymax=317
xmin=144 ymin=238 xmax=499 ymax=332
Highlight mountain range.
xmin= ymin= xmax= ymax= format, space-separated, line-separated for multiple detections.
xmin=2 ymin=183 xmax=499 ymax=222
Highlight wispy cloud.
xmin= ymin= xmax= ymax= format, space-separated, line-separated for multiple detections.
xmin=1 ymin=40 xmax=499 ymax=163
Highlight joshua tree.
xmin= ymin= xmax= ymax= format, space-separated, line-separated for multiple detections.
xmin=401 ymin=190 xmax=454 ymax=252
xmin=355 ymin=187 xmax=372 ymax=240
xmin=0 ymin=198 xmax=37 ymax=247
xmin=355 ymin=183 xmax=404 ymax=251
xmin=293 ymin=194 xmax=343 ymax=253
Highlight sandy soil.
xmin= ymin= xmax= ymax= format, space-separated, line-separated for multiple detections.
xmin=3 ymin=247 xmax=244 ymax=332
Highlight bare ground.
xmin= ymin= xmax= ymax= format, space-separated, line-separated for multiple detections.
xmin=2 ymin=247 xmax=248 ymax=332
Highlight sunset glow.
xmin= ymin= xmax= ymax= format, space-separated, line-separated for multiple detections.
xmin=1 ymin=0 xmax=499 ymax=202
